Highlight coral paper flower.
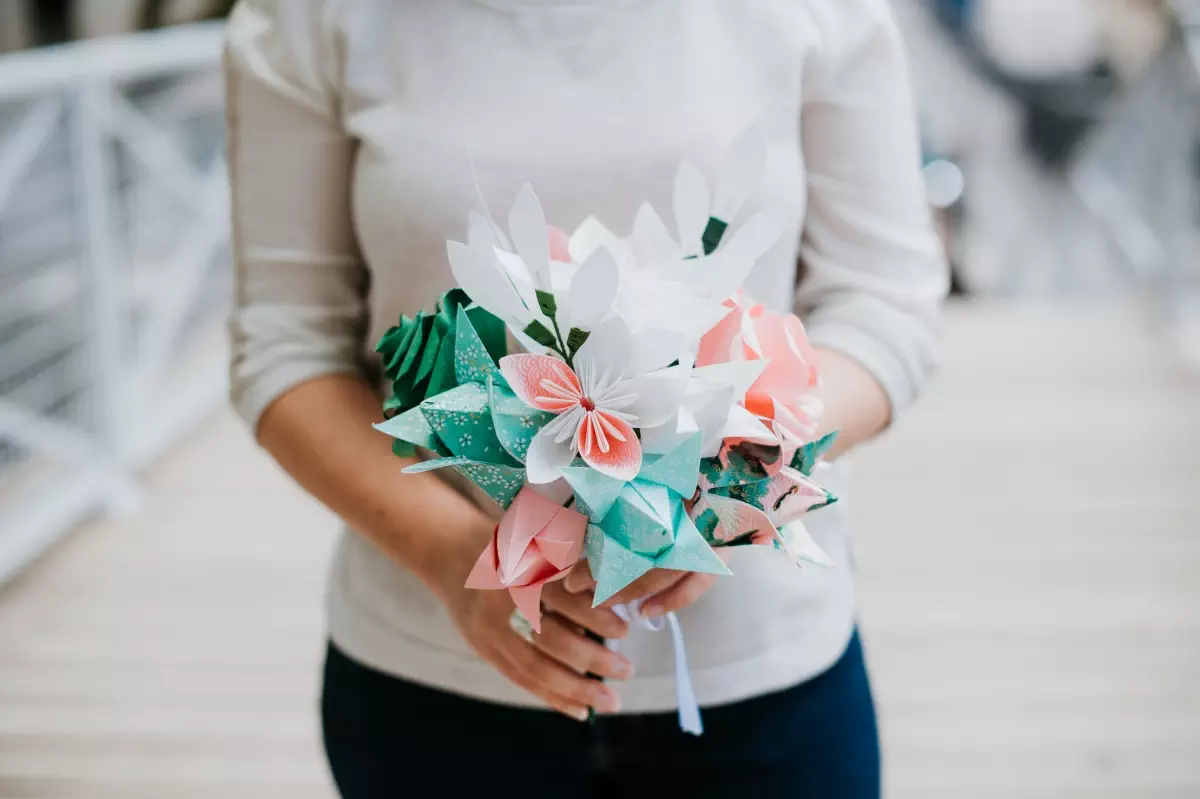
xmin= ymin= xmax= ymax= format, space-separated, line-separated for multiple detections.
xmin=697 ymin=292 xmax=822 ymax=446
xmin=500 ymin=318 xmax=684 ymax=484
xmin=465 ymin=486 xmax=587 ymax=633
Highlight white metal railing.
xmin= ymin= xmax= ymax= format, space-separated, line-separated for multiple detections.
xmin=0 ymin=22 xmax=227 ymax=583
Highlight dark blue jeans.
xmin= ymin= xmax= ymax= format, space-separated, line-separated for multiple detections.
xmin=321 ymin=632 xmax=880 ymax=798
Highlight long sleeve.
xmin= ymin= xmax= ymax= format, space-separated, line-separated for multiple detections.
xmin=224 ymin=0 xmax=368 ymax=432
xmin=795 ymin=0 xmax=948 ymax=416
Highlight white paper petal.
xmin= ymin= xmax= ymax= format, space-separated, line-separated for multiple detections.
xmin=630 ymin=202 xmax=680 ymax=264
xmin=781 ymin=519 xmax=835 ymax=568
xmin=704 ymin=205 xmax=790 ymax=300
xmin=493 ymin=247 xmax=539 ymax=314
xmin=626 ymin=327 xmax=686 ymax=375
xmin=573 ymin=316 xmax=632 ymax=389
xmin=569 ymin=216 xmax=636 ymax=268
xmin=712 ymin=124 xmax=767 ymax=222
xmin=524 ymin=424 xmax=578 ymax=484
xmin=508 ymin=184 xmax=552 ymax=290
xmin=467 ymin=211 xmax=499 ymax=253
xmin=690 ymin=360 xmax=768 ymax=398
xmin=565 ymin=246 xmax=619 ymax=331
xmin=673 ymin=159 xmax=711 ymax=257
xmin=721 ymin=404 xmax=777 ymax=443
xmin=612 ymin=373 xmax=686 ymax=428
xmin=446 ymin=240 xmax=528 ymax=323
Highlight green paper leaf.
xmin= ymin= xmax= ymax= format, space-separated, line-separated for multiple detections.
xmin=701 ymin=216 xmax=728 ymax=255
xmin=522 ymin=319 xmax=558 ymax=349
xmin=535 ymin=289 xmax=558 ymax=317
xmin=566 ymin=327 xmax=590 ymax=354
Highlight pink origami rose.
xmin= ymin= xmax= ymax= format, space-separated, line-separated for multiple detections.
xmin=465 ymin=486 xmax=587 ymax=632
xmin=696 ymin=292 xmax=822 ymax=449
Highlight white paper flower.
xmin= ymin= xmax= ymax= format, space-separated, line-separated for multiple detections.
xmin=500 ymin=317 xmax=686 ymax=483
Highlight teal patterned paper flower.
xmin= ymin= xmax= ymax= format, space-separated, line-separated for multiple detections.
xmin=375 ymin=305 xmax=563 ymax=510
xmin=561 ymin=435 xmax=730 ymax=606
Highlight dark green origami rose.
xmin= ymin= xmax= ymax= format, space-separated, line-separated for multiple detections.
xmin=376 ymin=289 xmax=507 ymax=417
xmin=375 ymin=289 xmax=507 ymax=456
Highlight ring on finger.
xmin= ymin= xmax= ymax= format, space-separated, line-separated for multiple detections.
xmin=508 ymin=608 xmax=536 ymax=644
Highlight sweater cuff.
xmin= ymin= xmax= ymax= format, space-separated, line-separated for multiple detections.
xmin=230 ymin=360 xmax=364 ymax=435
xmin=806 ymin=320 xmax=921 ymax=419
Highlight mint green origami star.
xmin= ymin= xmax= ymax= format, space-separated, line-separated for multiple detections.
xmin=562 ymin=434 xmax=731 ymax=606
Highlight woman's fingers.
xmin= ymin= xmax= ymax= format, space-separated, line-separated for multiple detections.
xmin=640 ymin=572 xmax=719 ymax=618
xmin=562 ymin=561 xmax=596 ymax=594
xmin=533 ymin=614 xmax=633 ymax=680
xmin=602 ymin=568 xmax=687 ymax=609
xmin=542 ymin=581 xmax=629 ymax=639
xmin=499 ymin=639 xmax=621 ymax=716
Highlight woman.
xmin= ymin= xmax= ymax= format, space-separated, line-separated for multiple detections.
xmin=224 ymin=1 xmax=945 ymax=796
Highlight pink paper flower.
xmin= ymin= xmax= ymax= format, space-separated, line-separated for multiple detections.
xmin=465 ymin=486 xmax=588 ymax=632
xmin=696 ymin=292 xmax=822 ymax=448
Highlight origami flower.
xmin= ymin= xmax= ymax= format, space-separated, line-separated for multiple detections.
xmin=690 ymin=437 xmax=838 ymax=567
xmin=563 ymin=434 xmax=731 ymax=605
xmin=500 ymin=317 xmax=685 ymax=484
xmin=375 ymin=289 xmax=507 ymax=429
xmin=465 ymin=486 xmax=588 ymax=632
xmin=697 ymin=292 xmax=823 ymax=450
xmin=447 ymin=186 xmax=620 ymax=356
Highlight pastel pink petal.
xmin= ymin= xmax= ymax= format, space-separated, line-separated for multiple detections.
xmin=509 ymin=584 xmax=547 ymax=634
xmin=547 ymin=226 xmax=573 ymax=263
xmin=578 ymin=410 xmax=642 ymax=482
xmin=534 ymin=506 xmax=588 ymax=570
xmin=696 ymin=307 xmax=741 ymax=368
xmin=499 ymin=354 xmax=581 ymax=413
xmin=496 ymin=486 xmax=563 ymax=575
xmin=464 ymin=535 xmax=504 ymax=590
xmin=784 ymin=313 xmax=821 ymax=386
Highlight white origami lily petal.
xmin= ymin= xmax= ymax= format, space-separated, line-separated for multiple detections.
xmin=467 ymin=210 xmax=501 ymax=253
xmin=572 ymin=316 xmax=632 ymax=384
xmin=615 ymin=372 xmax=687 ymax=429
xmin=564 ymin=246 xmax=619 ymax=331
xmin=673 ymin=159 xmax=711 ymax=257
xmin=626 ymin=327 xmax=686 ymax=375
xmin=690 ymin=360 xmax=769 ymax=399
xmin=446 ymin=240 xmax=529 ymax=323
xmin=508 ymin=184 xmax=552 ymax=290
xmin=525 ymin=424 xmax=580 ymax=484
xmin=702 ymin=204 xmax=790 ymax=300
xmin=568 ymin=216 xmax=636 ymax=269
xmin=712 ymin=124 xmax=767 ymax=222
xmin=721 ymin=404 xmax=777 ymax=444
xmin=630 ymin=202 xmax=680 ymax=264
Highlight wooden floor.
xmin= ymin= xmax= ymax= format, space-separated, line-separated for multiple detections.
xmin=1 ymin=301 xmax=1198 ymax=799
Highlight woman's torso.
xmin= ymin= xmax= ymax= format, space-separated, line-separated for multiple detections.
xmin=326 ymin=0 xmax=857 ymax=710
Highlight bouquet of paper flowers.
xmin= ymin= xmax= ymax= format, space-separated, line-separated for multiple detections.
xmin=374 ymin=129 xmax=839 ymax=726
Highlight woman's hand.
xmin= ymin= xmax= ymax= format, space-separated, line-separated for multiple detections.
xmin=432 ymin=537 xmax=633 ymax=721
xmin=561 ymin=550 xmax=731 ymax=619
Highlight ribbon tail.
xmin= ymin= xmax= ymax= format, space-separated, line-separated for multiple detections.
xmin=666 ymin=611 xmax=703 ymax=736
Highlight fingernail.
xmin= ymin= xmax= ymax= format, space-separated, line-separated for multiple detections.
xmin=571 ymin=707 xmax=590 ymax=722
xmin=613 ymin=658 xmax=634 ymax=679
xmin=641 ymin=603 xmax=662 ymax=619
xmin=596 ymin=689 xmax=621 ymax=713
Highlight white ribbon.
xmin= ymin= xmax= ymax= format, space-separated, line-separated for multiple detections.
xmin=611 ymin=601 xmax=703 ymax=736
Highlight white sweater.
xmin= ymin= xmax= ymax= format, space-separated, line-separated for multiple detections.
xmin=225 ymin=0 xmax=946 ymax=712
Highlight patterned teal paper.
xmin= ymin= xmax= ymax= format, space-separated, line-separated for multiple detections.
xmin=487 ymin=377 xmax=554 ymax=464
xmin=404 ymin=455 xmax=526 ymax=509
xmin=791 ymin=431 xmax=839 ymax=476
xmin=563 ymin=435 xmax=729 ymax=606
